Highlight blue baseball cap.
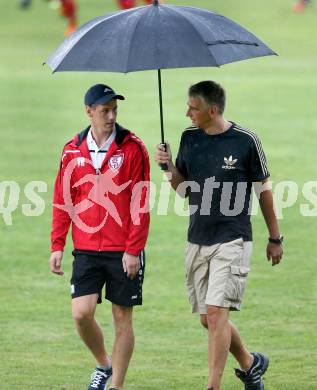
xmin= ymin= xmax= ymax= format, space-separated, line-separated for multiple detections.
xmin=84 ymin=84 xmax=125 ymax=106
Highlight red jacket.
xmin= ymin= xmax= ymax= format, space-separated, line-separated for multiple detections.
xmin=51 ymin=124 xmax=150 ymax=256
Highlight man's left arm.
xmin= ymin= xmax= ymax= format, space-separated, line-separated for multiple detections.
xmin=124 ymin=142 xmax=150 ymax=278
xmin=256 ymin=179 xmax=283 ymax=266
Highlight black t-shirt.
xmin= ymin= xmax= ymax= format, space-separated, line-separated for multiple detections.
xmin=175 ymin=122 xmax=270 ymax=245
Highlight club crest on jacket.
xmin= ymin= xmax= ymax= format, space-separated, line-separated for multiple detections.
xmin=108 ymin=154 xmax=124 ymax=172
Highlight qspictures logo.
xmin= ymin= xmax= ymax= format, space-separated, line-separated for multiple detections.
xmin=2 ymin=175 xmax=317 ymax=226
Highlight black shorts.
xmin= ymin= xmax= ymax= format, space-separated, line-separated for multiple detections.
xmin=70 ymin=250 xmax=145 ymax=306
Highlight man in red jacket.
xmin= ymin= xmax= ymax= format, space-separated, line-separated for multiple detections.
xmin=49 ymin=84 xmax=150 ymax=390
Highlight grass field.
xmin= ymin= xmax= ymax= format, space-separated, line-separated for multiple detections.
xmin=0 ymin=0 xmax=317 ymax=389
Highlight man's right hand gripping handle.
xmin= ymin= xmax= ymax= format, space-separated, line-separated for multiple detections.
xmin=155 ymin=142 xmax=172 ymax=171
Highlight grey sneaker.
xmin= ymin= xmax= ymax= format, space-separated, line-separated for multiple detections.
xmin=235 ymin=352 xmax=269 ymax=390
xmin=87 ymin=367 xmax=112 ymax=390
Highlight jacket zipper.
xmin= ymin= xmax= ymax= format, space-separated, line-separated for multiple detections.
xmin=96 ymin=168 xmax=101 ymax=251
xmin=92 ymin=135 xmax=129 ymax=252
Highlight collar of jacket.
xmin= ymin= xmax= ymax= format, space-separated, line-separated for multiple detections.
xmin=75 ymin=123 xmax=130 ymax=147
xmin=72 ymin=123 xmax=132 ymax=173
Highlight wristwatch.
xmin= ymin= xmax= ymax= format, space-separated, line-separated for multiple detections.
xmin=268 ymin=235 xmax=284 ymax=245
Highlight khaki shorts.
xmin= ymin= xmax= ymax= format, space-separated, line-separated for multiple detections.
xmin=185 ymin=238 xmax=252 ymax=314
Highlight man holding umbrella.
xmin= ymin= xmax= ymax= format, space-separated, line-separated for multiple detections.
xmin=155 ymin=80 xmax=283 ymax=390
xmin=49 ymin=84 xmax=150 ymax=390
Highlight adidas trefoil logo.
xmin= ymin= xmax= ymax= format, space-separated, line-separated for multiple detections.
xmin=222 ymin=155 xmax=237 ymax=170
xmin=224 ymin=155 xmax=237 ymax=166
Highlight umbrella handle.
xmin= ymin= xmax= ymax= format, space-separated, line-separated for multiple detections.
xmin=160 ymin=142 xmax=168 ymax=171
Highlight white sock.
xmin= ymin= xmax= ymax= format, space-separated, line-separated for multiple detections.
xmin=97 ymin=356 xmax=112 ymax=371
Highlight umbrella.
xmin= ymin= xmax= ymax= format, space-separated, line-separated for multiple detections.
xmin=45 ymin=0 xmax=276 ymax=148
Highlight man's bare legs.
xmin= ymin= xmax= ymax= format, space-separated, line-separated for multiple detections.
xmin=110 ymin=304 xmax=134 ymax=390
xmin=200 ymin=308 xmax=253 ymax=390
xmin=72 ymin=297 xmax=135 ymax=389
xmin=205 ymin=306 xmax=231 ymax=390
xmin=72 ymin=294 xmax=111 ymax=367
xmin=229 ymin=321 xmax=253 ymax=371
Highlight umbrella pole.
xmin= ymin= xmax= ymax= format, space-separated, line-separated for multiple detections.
xmin=158 ymin=69 xmax=168 ymax=171
xmin=158 ymin=68 xmax=165 ymax=144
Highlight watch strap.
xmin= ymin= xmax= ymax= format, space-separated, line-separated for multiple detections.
xmin=268 ymin=235 xmax=283 ymax=245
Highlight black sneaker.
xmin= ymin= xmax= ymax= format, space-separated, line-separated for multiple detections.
xmin=87 ymin=367 xmax=112 ymax=390
xmin=235 ymin=352 xmax=269 ymax=390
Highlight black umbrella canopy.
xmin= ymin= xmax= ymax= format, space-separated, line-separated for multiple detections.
xmin=46 ymin=2 xmax=276 ymax=73
xmin=45 ymin=1 xmax=276 ymax=158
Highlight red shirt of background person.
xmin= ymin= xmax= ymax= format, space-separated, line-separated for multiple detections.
xmin=117 ymin=0 xmax=163 ymax=10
